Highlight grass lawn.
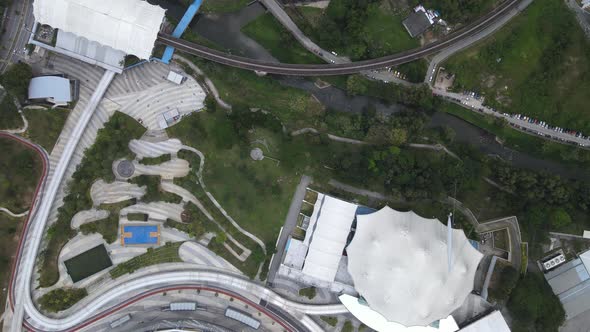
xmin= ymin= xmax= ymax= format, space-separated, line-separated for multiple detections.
xmin=23 ymin=108 xmax=68 ymax=152
xmin=0 ymin=95 xmax=22 ymax=129
xmin=0 ymin=137 xmax=43 ymax=212
xmin=168 ymin=111 xmax=365 ymax=245
xmin=440 ymin=102 xmax=590 ymax=169
xmin=241 ymin=13 xmax=324 ymax=64
xmin=184 ymin=55 xmax=325 ymax=129
xmin=444 ymin=0 xmax=590 ymax=133
xmin=363 ymin=3 xmax=420 ymax=57
xmin=110 ymin=242 xmax=183 ymax=278
xmin=0 ymin=215 xmax=23 ymax=316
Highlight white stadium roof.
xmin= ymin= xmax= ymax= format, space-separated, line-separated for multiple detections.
xmin=33 ymin=0 xmax=165 ymax=59
xmin=301 ymin=195 xmax=357 ymax=282
xmin=347 ymin=206 xmax=483 ymax=327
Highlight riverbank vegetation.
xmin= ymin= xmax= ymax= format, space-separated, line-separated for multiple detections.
xmin=0 ymin=137 xmax=43 ymax=212
xmin=444 ymin=0 xmax=590 ymax=133
xmin=38 ymin=112 xmax=145 ymax=287
xmin=242 ymin=13 xmax=323 ymax=64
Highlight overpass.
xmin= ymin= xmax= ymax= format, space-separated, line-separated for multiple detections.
xmin=156 ymin=0 xmax=520 ymax=75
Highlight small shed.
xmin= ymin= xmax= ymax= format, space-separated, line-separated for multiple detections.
xmin=167 ymin=71 xmax=186 ymax=85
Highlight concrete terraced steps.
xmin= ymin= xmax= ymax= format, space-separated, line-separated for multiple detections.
xmin=129 ymin=138 xmax=183 ymax=159
xmin=179 ymin=241 xmax=241 ymax=274
xmin=90 ymin=180 xmax=146 ymax=206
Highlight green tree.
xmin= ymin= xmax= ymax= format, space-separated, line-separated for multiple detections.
xmin=507 ymin=273 xmax=565 ymax=331
xmin=1 ymin=62 xmax=32 ymax=101
xmin=550 ymin=208 xmax=571 ymax=229
xmin=346 ymin=75 xmax=369 ymax=96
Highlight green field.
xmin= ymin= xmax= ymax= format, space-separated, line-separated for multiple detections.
xmin=0 ymin=96 xmax=22 ymax=130
xmin=242 ymin=13 xmax=323 ymax=64
xmin=0 ymin=137 xmax=43 ymax=212
xmin=362 ymin=4 xmax=420 ymax=57
xmin=64 ymin=244 xmax=112 ymax=282
xmin=0 ymin=215 xmax=23 ymax=315
xmin=23 ymin=108 xmax=69 ymax=152
xmin=186 ymin=56 xmax=325 ymax=129
xmin=200 ymin=0 xmax=250 ymax=13
xmin=288 ymin=1 xmax=419 ymax=60
xmin=444 ymin=0 xmax=590 ymax=133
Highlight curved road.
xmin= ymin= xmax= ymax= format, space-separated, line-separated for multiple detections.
xmin=157 ymin=0 xmax=520 ymax=75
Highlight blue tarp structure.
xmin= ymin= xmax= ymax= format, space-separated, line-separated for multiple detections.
xmin=160 ymin=0 xmax=204 ymax=63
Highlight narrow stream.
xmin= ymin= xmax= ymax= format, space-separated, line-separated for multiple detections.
xmin=151 ymin=0 xmax=589 ymax=180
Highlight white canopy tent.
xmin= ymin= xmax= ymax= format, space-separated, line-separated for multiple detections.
xmin=301 ymin=195 xmax=357 ymax=282
xmin=33 ymin=0 xmax=165 ymax=59
xmin=347 ymin=206 xmax=483 ymax=327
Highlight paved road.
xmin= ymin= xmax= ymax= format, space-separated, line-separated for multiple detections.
xmin=268 ymin=175 xmax=312 ymax=284
xmin=434 ymin=87 xmax=590 ymax=147
xmin=10 ymin=71 xmax=115 ymax=332
xmin=566 ymin=0 xmax=590 ymax=39
xmin=0 ymin=0 xmax=34 ymax=73
xmin=157 ymin=0 xmax=522 ymax=75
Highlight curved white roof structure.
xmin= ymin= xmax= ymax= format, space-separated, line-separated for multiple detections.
xmin=28 ymin=76 xmax=72 ymax=103
xmin=347 ymin=206 xmax=483 ymax=327
xmin=33 ymin=0 xmax=165 ymax=59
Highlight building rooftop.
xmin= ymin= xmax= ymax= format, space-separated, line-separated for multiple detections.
xmin=28 ymin=76 xmax=72 ymax=104
xmin=546 ymin=250 xmax=590 ymax=319
xmin=459 ymin=311 xmax=510 ymax=332
xmin=301 ymin=195 xmax=357 ymax=282
xmin=347 ymin=206 xmax=483 ymax=327
xmin=33 ymin=0 xmax=165 ymax=59
xmin=403 ymin=10 xmax=433 ymax=38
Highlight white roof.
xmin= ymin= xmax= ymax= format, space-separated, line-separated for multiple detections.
xmin=339 ymin=294 xmax=459 ymax=332
xmin=167 ymin=71 xmax=185 ymax=84
xmin=581 ymin=250 xmax=590 ymax=271
xmin=347 ymin=206 xmax=483 ymax=327
xmin=583 ymin=230 xmax=590 ymax=239
xmin=459 ymin=311 xmax=510 ymax=332
xmin=28 ymin=76 xmax=71 ymax=103
xmin=283 ymin=238 xmax=308 ymax=269
xmin=33 ymin=0 xmax=165 ymax=59
xmin=301 ymin=195 xmax=357 ymax=282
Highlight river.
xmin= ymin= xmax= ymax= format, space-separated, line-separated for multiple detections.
xmin=150 ymin=0 xmax=589 ymax=180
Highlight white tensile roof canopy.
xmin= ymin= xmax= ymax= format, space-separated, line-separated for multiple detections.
xmin=347 ymin=206 xmax=483 ymax=327
xmin=33 ymin=0 xmax=165 ymax=59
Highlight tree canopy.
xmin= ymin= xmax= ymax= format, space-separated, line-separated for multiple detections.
xmin=1 ymin=62 xmax=32 ymax=101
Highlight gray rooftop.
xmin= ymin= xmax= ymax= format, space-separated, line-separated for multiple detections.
xmin=28 ymin=76 xmax=72 ymax=103
xmin=403 ymin=11 xmax=433 ymax=38
xmin=545 ymin=253 xmax=590 ymax=319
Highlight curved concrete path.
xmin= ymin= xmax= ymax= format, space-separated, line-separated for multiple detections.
xmin=90 ymin=180 xmax=145 ymax=206
xmin=0 ymin=207 xmax=28 ymax=217
xmin=132 ymin=159 xmax=190 ymax=179
xmin=129 ymin=138 xmax=183 ymax=159
xmin=70 ymin=209 xmax=109 ymax=229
